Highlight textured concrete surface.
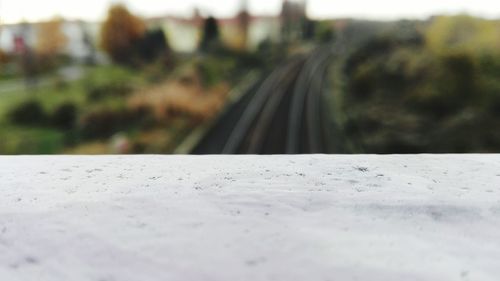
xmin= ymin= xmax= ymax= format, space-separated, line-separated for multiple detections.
xmin=1 ymin=155 xmax=499 ymax=281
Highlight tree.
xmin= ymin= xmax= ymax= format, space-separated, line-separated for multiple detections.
xmin=36 ymin=17 xmax=68 ymax=58
xmin=100 ymin=4 xmax=146 ymax=64
xmin=236 ymin=0 xmax=250 ymax=50
xmin=199 ymin=16 xmax=220 ymax=52
xmin=315 ymin=21 xmax=335 ymax=43
xmin=136 ymin=29 xmax=170 ymax=63
xmin=425 ymin=15 xmax=500 ymax=56
xmin=0 ymin=48 xmax=8 ymax=64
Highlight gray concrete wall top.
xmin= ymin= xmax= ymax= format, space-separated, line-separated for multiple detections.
xmin=1 ymin=155 xmax=499 ymax=280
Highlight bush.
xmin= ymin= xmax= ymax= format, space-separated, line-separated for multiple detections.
xmin=342 ymin=26 xmax=500 ymax=153
xmin=315 ymin=21 xmax=335 ymax=43
xmin=79 ymin=107 xmax=153 ymax=139
xmin=83 ymin=66 xmax=136 ymax=101
xmin=79 ymin=109 xmax=127 ymax=139
xmin=51 ymin=103 xmax=77 ymax=130
xmin=195 ymin=57 xmax=236 ymax=87
xmin=0 ymin=127 xmax=65 ymax=154
xmin=135 ymin=29 xmax=171 ymax=63
xmin=8 ymin=100 xmax=48 ymax=126
xmin=86 ymin=82 xmax=133 ymax=101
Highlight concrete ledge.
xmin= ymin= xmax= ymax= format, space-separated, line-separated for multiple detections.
xmin=1 ymin=155 xmax=499 ymax=280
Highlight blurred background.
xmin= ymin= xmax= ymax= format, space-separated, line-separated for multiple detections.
xmin=1 ymin=0 xmax=500 ymax=154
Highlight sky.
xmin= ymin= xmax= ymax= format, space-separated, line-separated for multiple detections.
xmin=1 ymin=0 xmax=500 ymax=24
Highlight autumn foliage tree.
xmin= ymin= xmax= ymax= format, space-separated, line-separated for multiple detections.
xmin=425 ymin=15 xmax=500 ymax=56
xmin=0 ymin=49 xmax=8 ymax=64
xmin=36 ymin=17 xmax=68 ymax=60
xmin=100 ymin=4 xmax=146 ymax=65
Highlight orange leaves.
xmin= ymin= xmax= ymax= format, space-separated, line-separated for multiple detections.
xmin=100 ymin=5 xmax=146 ymax=63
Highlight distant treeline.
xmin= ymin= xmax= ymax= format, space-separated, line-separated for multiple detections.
xmin=342 ymin=15 xmax=500 ymax=153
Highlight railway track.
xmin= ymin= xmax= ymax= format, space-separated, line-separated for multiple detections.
xmin=192 ymin=46 xmax=337 ymax=154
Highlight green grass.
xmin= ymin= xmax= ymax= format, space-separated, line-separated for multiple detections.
xmin=0 ymin=124 xmax=65 ymax=154
xmin=0 ymin=64 xmax=144 ymax=154
xmin=83 ymin=65 xmax=142 ymax=86
xmin=0 ymin=65 xmax=142 ymax=119
xmin=0 ymin=60 xmax=225 ymax=154
xmin=0 ymin=83 xmax=85 ymax=122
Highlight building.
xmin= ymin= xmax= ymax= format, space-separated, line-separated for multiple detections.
xmin=0 ymin=20 xmax=101 ymax=62
xmin=149 ymin=0 xmax=302 ymax=53
xmin=149 ymin=12 xmax=281 ymax=53
xmin=0 ymin=0 xmax=306 ymax=58
xmin=281 ymin=0 xmax=307 ymax=41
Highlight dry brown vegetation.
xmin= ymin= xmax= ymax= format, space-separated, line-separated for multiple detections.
xmin=0 ymin=49 xmax=8 ymax=64
xmin=36 ymin=17 xmax=68 ymax=57
xmin=128 ymin=71 xmax=230 ymax=123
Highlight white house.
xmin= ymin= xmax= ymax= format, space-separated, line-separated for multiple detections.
xmin=0 ymin=20 xmax=101 ymax=62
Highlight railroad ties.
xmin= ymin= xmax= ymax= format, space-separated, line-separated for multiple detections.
xmin=192 ymin=46 xmax=335 ymax=154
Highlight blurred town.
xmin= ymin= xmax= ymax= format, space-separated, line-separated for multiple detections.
xmin=1 ymin=1 xmax=500 ymax=154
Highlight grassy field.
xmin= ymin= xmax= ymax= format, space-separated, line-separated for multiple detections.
xmin=0 ymin=65 xmax=145 ymax=154
xmin=0 ymin=58 xmax=235 ymax=155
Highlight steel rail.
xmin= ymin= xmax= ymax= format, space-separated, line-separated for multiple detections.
xmin=246 ymin=56 xmax=306 ymax=153
xmin=286 ymin=46 xmax=333 ymax=153
xmin=222 ymin=60 xmax=299 ymax=154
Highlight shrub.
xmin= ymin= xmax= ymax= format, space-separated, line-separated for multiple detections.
xmin=79 ymin=107 xmax=153 ymax=139
xmin=84 ymin=67 xmax=135 ymax=101
xmin=51 ymin=102 xmax=77 ymax=130
xmin=86 ymin=82 xmax=133 ymax=101
xmin=8 ymin=100 xmax=48 ymax=126
xmin=316 ymin=21 xmax=335 ymax=43
xmin=135 ymin=29 xmax=171 ymax=63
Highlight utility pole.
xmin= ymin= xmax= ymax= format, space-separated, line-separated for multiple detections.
xmin=16 ymin=22 xmax=37 ymax=91
xmin=80 ymin=21 xmax=96 ymax=65
xmin=237 ymin=0 xmax=250 ymax=50
xmin=0 ymin=0 xmax=3 ymax=40
xmin=281 ymin=0 xmax=308 ymax=42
